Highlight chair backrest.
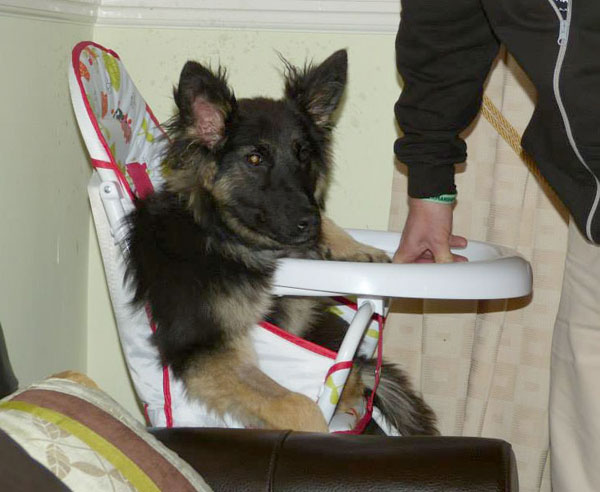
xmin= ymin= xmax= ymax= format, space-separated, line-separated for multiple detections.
xmin=70 ymin=41 xmax=167 ymax=200
xmin=70 ymin=41 xmax=181 ymax=427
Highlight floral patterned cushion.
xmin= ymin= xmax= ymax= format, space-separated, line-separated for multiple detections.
xmin=0 ymin=375 xmax=212 ymax=491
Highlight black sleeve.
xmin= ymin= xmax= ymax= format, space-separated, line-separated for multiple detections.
xmin=394 ymin=0 xmax=500 ymax=198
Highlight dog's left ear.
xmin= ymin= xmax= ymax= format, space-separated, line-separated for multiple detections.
xmin=284 ymin=50 xmax=347 ymax=130
xmin=174 ymin=61 xmax=236 ymax=150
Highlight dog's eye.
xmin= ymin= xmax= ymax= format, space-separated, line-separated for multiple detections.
xmin=246 ymin=153 xmax=262 ymax=166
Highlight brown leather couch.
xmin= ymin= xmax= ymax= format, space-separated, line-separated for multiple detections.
xmin=151 ymin=427 xmax=519 ymax=491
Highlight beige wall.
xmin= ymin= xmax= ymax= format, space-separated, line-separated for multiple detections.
xmin=0 ymin=15 xmax=93 ymax=385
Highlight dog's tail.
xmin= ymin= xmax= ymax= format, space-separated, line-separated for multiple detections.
xmin=357 ymin=358 xmax=439 ymax=436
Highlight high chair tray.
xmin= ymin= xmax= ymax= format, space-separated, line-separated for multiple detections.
xmin=273 ymin=229 xmax=532 ymax=300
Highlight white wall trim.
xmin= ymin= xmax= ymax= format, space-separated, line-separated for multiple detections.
xmin=1 ymin=0 xmax=400 ymax=33
xmin=96 ymin=1 xmax=401 ymax=33
xmin=0 ymin=0 xmax=99 ymax=24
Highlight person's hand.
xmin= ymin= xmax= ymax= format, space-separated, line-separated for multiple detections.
xmin=393 ymin=197 xmax=468 ymax=264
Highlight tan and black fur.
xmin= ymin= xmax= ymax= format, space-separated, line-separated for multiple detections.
xmin=126 ymin=51 xmax=437 ymax=435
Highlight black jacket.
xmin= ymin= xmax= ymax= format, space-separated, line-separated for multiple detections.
xmin=394 ymin=0 xmax=600 ymax=243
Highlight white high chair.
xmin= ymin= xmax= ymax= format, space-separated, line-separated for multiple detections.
xmin=70 ymin=41 xmax=532 ymax=435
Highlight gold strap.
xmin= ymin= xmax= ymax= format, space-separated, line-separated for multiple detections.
xmin=481 ymin=94 xmax=544 ymax=183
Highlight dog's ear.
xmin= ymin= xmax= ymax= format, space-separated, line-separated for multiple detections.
xmin=284 ymin=50 xmax=347 ymax=130
xmin=174 ymin=61 xmax=236 ymax=149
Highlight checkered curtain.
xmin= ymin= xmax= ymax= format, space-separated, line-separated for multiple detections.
xmin=385 ymin=48 xmax=568 ymax=492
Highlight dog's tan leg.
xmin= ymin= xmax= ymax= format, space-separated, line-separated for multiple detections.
xmin=269 ymin=297 xmax=324 ymax=337
xmin=320 ymin=217 xmax=390 ymax=263
xmin=183 ymin=339 xmax=329 ymax=432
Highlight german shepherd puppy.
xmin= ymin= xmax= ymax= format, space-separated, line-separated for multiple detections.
xmin=126 ymin=50 xmax=438 ymax=435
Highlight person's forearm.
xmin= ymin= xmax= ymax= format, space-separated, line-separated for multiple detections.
xmin=395 ymin=0 xmax=500 ymax=199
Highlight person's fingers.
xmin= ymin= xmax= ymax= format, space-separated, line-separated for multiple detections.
xmin=433 ymin=249 xmax=454 ymax=263
xmin=449 ymin=234 xmax=468 ymax=262
xmin=393 ymin=246 xmax=419 ymax=263
xmin=414 ymin=252 xmax=435 ymax=263
xmin=393 ymin=236 xmax=431 ymax=263
xmin=449 ymin=234 xmax=468 ymax=249
xmin=395 ymin=246 xmax=468 ymax=264
xmin=394 ymin=237 xmax=467 ymax=264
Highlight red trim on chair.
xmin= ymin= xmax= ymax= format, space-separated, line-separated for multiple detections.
xmin=127 ymin=163 xmax=154 ymax=200
xmin=143 ymin=403 xmax=151 ymax=426
xmin=145 ymin=304 xmax=174 ymax=428
xmin=74 ymin=40 xmax=121 ymax=61
xmin=91 ymin=159 xmax=113 ymax=169
xmin=332 ymin=296 xmax=357 ymax=310
xmin=324 ymin=361 xmax=353 ymax=380
xmin=161 ymin=367 xmax=174 ymax=428
xmin=145 ymin=103 xmax=168 ymax=142
xmin=258 ymin=321 xmax=337 ymax=360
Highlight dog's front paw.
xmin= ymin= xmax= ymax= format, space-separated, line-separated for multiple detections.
xmin=320 ymin=217 xmax=391 ymax=263
xmin=324 ymin=242 xmax=391 ymax=263
xmin=342 ymin=244 xmax=391 ymax=263
xmin=262 ymin=392 xmax=329 ymax=432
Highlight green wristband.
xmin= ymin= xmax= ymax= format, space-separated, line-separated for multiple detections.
xmin=421 ymin=193 xmax=457 ymax=205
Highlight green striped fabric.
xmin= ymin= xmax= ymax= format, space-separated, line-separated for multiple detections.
xmin=0 ymin=377 xmax=211 ymax=491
